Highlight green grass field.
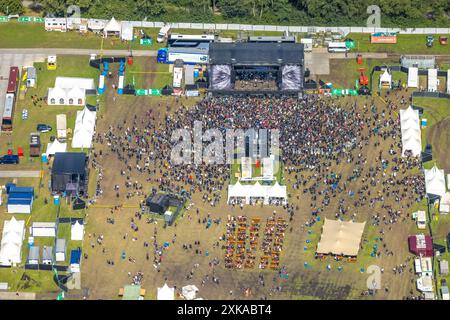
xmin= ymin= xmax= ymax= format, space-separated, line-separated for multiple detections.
xmin=350 ymin=33 xmax=450 ymax=55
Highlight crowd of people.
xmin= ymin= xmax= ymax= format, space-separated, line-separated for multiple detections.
xmin=89 ymin=91 xmax=428 ymax=299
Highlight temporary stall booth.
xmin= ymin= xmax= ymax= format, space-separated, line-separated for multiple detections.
xmin=428 ymin=68 xmax=438 ymax=92
xmin=55 ymin=239 xmax=67 ymax=262
xmin=300 ymin=38 xmax=313 ymax=52
xmin=42 ymin=246 xmax=53 ymax=265
xmin=7 ymin=186 xmax=34 ymax=214
xmin=407 ymin=67 xmax=418 ymax=88
xmin=0 ymin=217 xmax=25 ymax=266
xmin=440 ymin=193 xmax=450 ymax=214
xmin=27 ymin=246 xmax=40 ymax=265
xmin=56 ymin=114 xmax=67 ymax=141
xmin=71 ymin=221 xmax=84 ymax=241
xmin=70 ymin=249 xmax=81 ymax=273
xmin=26 ymin=67 xmax=37 ymax=88
xmin=31 ymin=222 xmax=56 ymax=237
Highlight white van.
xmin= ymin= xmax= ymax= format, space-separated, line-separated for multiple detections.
xmin=157 ymin=24 xmax=171 ymax=43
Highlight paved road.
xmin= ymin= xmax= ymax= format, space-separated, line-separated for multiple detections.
xmin=0 ymin=292 xmax=36 ymax=300
xmin=0 ymin=53 xmax=47 ymax=118
xmin=0 ymin=170 xmax=41 ymax=178
xmin=0 ymin=48 xmax=157 ymax=57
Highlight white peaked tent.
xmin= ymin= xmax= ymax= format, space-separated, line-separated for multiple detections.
xmin=182 ymin=285 xmax=199 ymax=300
xmin=0 ymin=217 xmax=25 ymax=266
xmin=71 ymin=221 xmax=84 ymax=241
xmin=424 ymin=165 xmax=446 ymax=198
xmin=103 ymin=17 xmax=121 ymax=37
xmin=428 ymin=68 xmax=438 ymax=92
xmin=46 ymin=139 xmax=67 ymax=156
xmin=227 ymin=181 xmax=287 ymax=205
xmin=72 ymin=107 xmax=97 ymax=149
xmin=399 ymin=106 xmax=422 ymax=157
xmin=379 ymin=69 xmax=392 ymax=89
xmin=157 ymin=283 xmax=175 ymax=300
xmin=408 ymin=67 xmax=418 ymax=88
xmin=121 ymin=21 xmax=133 ymax=41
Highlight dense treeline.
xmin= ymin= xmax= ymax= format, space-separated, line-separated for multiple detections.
xmin=2 ymin=0 xmax=450 ymax=27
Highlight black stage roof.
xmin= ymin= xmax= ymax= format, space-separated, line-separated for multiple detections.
xmin=209 ymin=42 xmax=304 ymax=65
xmin=52 ymin=152 xmax=87 ymax=175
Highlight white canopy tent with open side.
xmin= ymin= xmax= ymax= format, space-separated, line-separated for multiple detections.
xmin=399 ymin=106 xmax=422 ymax=157
xmin=428 ymin=68 xmax=438 ymax=92
xmin=0 ymin=217 xmax=25 ymax=266
xmin=157 ymin=283 xmax=175 ymax=300
xmin=424 ymin=165 xmax=446 ymax=198
xmin=72 ymin=107 xmax=97 ymax=149
xmin=71 ymin=221 xmax=84 ymax=241
xmin=103 ymin=17 xmax=121 ymax=37
xmin=46 ymin=139 xmax=67 ymax=157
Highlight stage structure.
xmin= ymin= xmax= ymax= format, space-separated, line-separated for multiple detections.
xmin=208 ymin=42 xmax=304 ymax=96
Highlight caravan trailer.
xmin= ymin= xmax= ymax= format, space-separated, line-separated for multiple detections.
xmin=328 ymin=42 xmax=348 ymax=53
xmin=45 ymin=18 xmax=67 ymax=32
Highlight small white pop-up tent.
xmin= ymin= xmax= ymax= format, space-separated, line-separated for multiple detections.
xmin=428 ymin=68 xmax=438 ymax=92
xmin=72 ymin=107 xmax=97 ymax=149
xmin=103 ymin=17 xmax=121 ymax=37
xmin=181 ymin=285 xmax=199 ymax=300
xmin=424 ymin=165 xmax=446 ymax=198
xmin=71 ymin=221 xmax=84 ymax=241
xmin=407 ymin=67 xmax=418 ymax=88
xmin=157 ymin=283 xmax=175 ymax=300
xmin=46 ymin=139 xmax=67 ymax=157
xmin=399 ymin=106 xmax=422 ymax=157
xmin=0 ymin=217 xmax=25 ymax=266
xmin=379 ymin=69 xmax=392 ymax=89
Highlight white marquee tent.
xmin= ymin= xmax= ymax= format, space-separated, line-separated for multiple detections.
xmin=48 ymin=77 xmax=95 ymax=106
xmin=157 ymin=283 xmax=175 ymax=300
xmin=72 ymin=107 xmax=97 ymax=149
xmin=71 ymin=221 xmax=84 ymax=241
xmin=407 ymin=67 xmax=418 ymax=88
xmin=0 ymin=217 xmax=25 ymax=266
xmin=428 ymin=68 xmax=438 ymax=92
xmin=399 ymin=106 xmax=422 ymax=157
xmin=121 ymin=21 xmax=133 ymax=41
xmin=103 ymin=17 xmax=121 ymax=37
xmin=424 ymin=165 xmax=446 ymax=198
xmin=227 ymin=181 xmax=287 ymax=205
xmin=46 ymin=139 xmax=67 ymax=156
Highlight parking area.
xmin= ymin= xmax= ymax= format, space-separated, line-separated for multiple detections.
xmin=0 ymin=53 xmax=47 ymax=120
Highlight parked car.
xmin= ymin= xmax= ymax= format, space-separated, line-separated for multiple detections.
xmin=426 ymin=35 xmax=434 ymax=47
xmin=0 ymin=155 xmax=19 ymax=164
xmin=447 ymin=233 xmax=450 ymax=251
xmin=37 ymin=124 xmax=52 ymax=133
xmin=439 ymin=36 xmax=448 ymax=45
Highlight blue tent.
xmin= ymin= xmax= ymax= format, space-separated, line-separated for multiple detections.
xmin=70 ymin=249 xmax=81 ymax=265
xmin=7 ymin=189 xmax=34 ymax=214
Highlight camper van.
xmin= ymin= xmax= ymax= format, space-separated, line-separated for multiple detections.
xmin=328 ymin=42 xmax=348 ymax=53
xmin=157 ymin=24 xmax=171 ymax=43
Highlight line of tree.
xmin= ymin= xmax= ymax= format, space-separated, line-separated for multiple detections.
xmin=3 ymin=0 xmax=450 ymax=28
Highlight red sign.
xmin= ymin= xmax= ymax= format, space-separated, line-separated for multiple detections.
xmin=371 ymin=36 xmax=397 ymax=44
